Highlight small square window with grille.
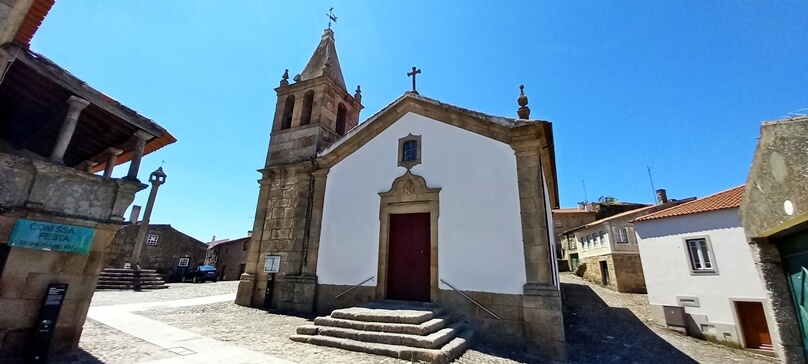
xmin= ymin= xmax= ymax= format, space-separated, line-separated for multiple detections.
xmin=146 ymin=234 xmax=159 ymax=246
xmin=397 ymin=134 xmax=422 ymax=169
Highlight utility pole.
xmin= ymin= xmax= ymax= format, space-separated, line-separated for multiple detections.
xmin=647 ymin=164 xmax=657 ymax=204
xmin=130 ymin=167 xmax=167 ymax=290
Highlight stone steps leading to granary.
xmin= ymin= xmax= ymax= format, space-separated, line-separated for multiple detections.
xmin=95 ymin=267 xmax=169 ymax=290
xmin=290 ymin=300 xmax=473 ymax=364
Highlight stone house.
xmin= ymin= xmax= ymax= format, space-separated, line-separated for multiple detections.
xmin=107 ymin=224 xmax=207 ymax=282
xmin=552 ymin=206 xmax=597 ymax=271
xmin=235 ymin=28 xmax=567 ymax=361
xmin=635 ymin=186 xmax=777 ymax=356
xmin=563 ymin=197 xmax=694 ymax=293
xmin=206 ymin=234 xmax=250 ymax=281
xmin=740 ymin=115 xmax=808 ymax=363
xmin=0 ymin=0 xmax=174 ymax=359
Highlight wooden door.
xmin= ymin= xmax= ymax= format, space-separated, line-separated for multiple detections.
xmin=780 ymin=231 xmax=808 ymax=358
xmin=387 ymin=213 xmax=431 ymax=301
xmin=570 ymin=254 xmax=579 ymax=271
xmin=736 ymin=301 xmax=772 ymax=349
xmin=600 ymin=261 xmax=610 ymax=285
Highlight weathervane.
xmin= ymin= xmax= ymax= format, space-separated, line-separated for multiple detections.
xmin=326 ymin=7 xmax=337 ymax=29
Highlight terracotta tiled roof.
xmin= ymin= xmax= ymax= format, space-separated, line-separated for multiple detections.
xmin=14 ymin=0 xmax=55 ymax=45
xmin=635 ymin=186 xmax=744 ymax=222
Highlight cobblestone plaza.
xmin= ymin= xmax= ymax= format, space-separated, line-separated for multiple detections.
xmin=44 ymin=275 xmax=777 ymax=364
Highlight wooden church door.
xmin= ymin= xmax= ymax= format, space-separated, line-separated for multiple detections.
xmin=387 ymin=213 xmax=431 ymax=301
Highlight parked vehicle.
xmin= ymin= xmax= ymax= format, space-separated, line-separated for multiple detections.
xmin=182 ymin=265 xmax=218 ymax=283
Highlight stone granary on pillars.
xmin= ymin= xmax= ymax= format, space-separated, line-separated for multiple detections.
xmin=236 ymin=27 xmax=566 ymax=361
xmin=740 ymin=115 xmax=808 ymax=363
xmin=0 ymin=0 xmax=175 ymax=359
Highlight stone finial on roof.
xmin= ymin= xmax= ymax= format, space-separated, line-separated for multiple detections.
xmin=517 ymin=84 xmax=530 ymax=119
xmin=280 ymin=69 xmax=289 ymax=87
xmin=354 ymin=85 xmax=362 ymax=103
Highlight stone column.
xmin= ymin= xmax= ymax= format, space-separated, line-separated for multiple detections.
xmin=49 ymin=96 xmax=90 ymax=164
xmin=102 ymin=148 xmax=123 ymax=180
xmin=125 ymin=131 xmax=153 ymax=181
xmin=511 ymin=137 xmax=568 ymax=361
xmin=511 ymin=139 xmax=553 ymax=285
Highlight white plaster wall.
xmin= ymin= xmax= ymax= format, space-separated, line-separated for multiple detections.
xmin=318 ymin=112 xmax=527 ymax=294
xmin=576 ymin=225 xmax=612 ymax=259
xmin=635 ymin=209 xmax=768 ymax=324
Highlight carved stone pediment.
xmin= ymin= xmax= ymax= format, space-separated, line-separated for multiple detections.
xmin=379 ymin=171 xmax=441 ymax=200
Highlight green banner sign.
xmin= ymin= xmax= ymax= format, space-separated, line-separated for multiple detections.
xmin=8 ymin=219 xmax=95 ymax=254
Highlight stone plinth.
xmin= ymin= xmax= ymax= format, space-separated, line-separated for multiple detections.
xmin=277 ymin=274 xmax=317 ymax=313
xmin=0 ymin=153 xmax=144 ymax=359
xmin=522 ymin=283 xmax=567 ymax=361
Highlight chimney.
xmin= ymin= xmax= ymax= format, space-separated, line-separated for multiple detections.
xmin=247 ymin=230 xmax=253 ymax=237
xmin=577 ymin=202 xmax=586 ymax=210
xmin=656 ymin=189 xmax=668 ymax=204
xmin=128 ymin=205 xmax=141 ymax=224
xmin=211 ymin=235 xmax=216 ymax=242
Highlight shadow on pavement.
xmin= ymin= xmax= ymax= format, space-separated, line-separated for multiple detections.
xmin=471 ymin=344 xmax=549 ymax=364
xmin=37 ymin=348 xmax=104 ymax=364
xmin=562 ymin=282 xmax=697 ymax=364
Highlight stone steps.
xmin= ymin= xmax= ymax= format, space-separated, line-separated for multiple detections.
xmin=95 ymin=267 xmax=168 ymax=290
xmin=290 ymin=301 xmax=473 ymax=363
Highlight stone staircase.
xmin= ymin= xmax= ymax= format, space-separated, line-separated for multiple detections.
xmin=291 ymin=300 xmax=473 ymax=363
xmin=95 ymin=268 xmax=169 ymax=290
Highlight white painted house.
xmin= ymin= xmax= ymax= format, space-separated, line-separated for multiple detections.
xmin=634 ymin=186 xmax=777 ymax=356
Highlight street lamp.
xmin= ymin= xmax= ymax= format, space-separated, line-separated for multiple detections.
xmin=130 ymin=167 xmax=167 ymax=290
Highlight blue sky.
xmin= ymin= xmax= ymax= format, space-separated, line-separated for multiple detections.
xmin=32 ymin=1 xmax=808 ymax=242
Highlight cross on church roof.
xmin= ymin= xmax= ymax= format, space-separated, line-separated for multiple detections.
xmin=326 ymin=7 xmax=337 ymax=29
xmin=407 ymin=66 xmax=421 ymax=94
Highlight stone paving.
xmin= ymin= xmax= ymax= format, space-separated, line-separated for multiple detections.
xmin=49 ymin=277 xmax=779 ymax=364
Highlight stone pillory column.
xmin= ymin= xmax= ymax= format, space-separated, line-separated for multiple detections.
xmin=49 ymin=95 xmax=90 ymax=164
xmin=125 ymin=130 xmax=154 ymax=181
xmin=130 ymin=167 xmax=167 ymax=290
xmin=102 ymin=147 xmax=123 ymax=180
xmin=511 ymin=85 xmax=567 ymax=361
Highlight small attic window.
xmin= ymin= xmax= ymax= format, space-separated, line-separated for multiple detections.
xmin=403 ymin=141 xmax=418 ymax=161
xmin=398 ymin=134 xmax=421 ymax=169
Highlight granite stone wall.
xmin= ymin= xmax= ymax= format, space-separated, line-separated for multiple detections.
xmin=107 ymin=224 xmax=207 ymax=282
xmin=0 ymin=153 xmax=142 ymax=359
xmin=612 ymin=253 xmax=647 ymax=293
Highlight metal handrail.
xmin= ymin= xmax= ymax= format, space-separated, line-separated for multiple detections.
xmin=334 ymin=276 xmax=375 ymax=299
xmin=439 ymin=278 xmax=500 ymax=320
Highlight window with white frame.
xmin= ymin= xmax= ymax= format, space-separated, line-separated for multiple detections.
xmin=146 ymin=234 xmax=159 ymax=246
xmin=615 ymin=228 xmax=628 ymax=243
xmin=587 ymin=235 xmax=593 ymax=249
xmin=599 ymin=230 xmax=605 ymax=246
xmin=686 ymin=238 xmax=716 ymax=273
xmin=579 ymin=236 xmax=586 ymax=250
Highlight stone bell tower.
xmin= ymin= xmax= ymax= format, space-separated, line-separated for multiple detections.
xmin=264 ymin=28 xmax=363 ymax=166
xmin=236 ymin=28 xmax=363 ymax=312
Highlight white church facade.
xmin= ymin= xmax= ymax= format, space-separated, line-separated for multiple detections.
xmin=235 ymin=28 xmax=566 ymax=361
